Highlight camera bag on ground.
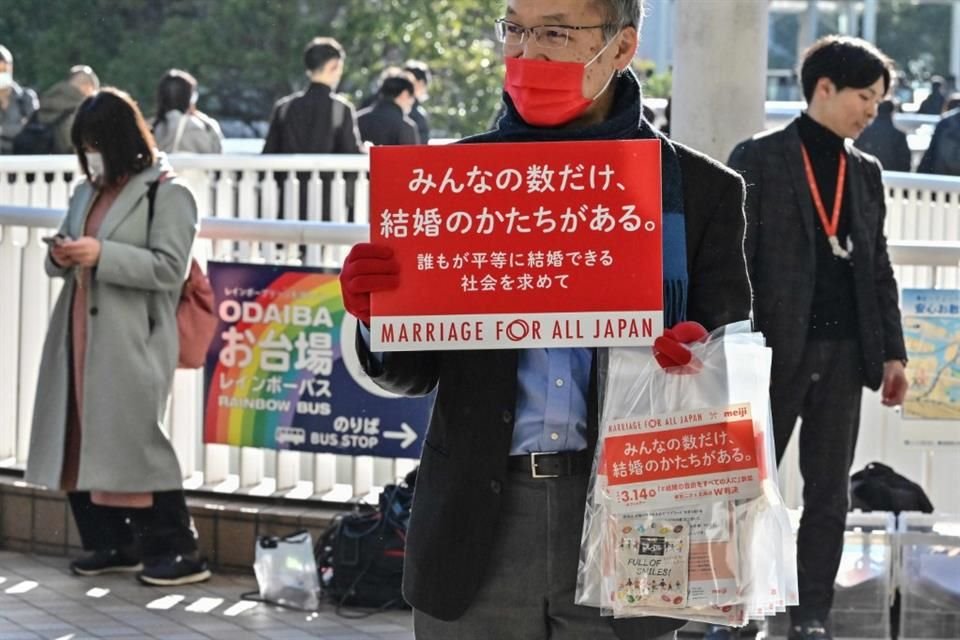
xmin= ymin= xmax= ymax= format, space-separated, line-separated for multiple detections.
xmin=317 ymin=468 xmax=416 ymax=615
xmin=850 ymin=461 xmax=934 ymax=515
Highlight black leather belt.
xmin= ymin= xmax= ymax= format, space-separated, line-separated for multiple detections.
xmin=507 ymin=450 xmax=593 ymax=478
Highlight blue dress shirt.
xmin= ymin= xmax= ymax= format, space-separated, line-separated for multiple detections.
xmin=511 ymin=348 xmax=591 ymax=454
xmin=359 ymin=325 xmax=592 ymax=454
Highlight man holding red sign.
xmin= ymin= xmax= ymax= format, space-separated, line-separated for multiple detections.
xmin=340 ymin=1 xmax=750 ymax=638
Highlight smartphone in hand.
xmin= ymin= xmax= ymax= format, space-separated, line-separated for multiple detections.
xmin=41 ymin=234 xmax=67 ymax=247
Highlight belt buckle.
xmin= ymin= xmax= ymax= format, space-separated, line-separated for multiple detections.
xmin=530 ymin=451 xmax=559 ymax=479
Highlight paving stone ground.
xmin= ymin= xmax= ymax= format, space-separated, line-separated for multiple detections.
xmin=0 ymin=551 xmax=414 ymax=640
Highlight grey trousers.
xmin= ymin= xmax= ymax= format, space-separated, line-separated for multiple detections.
xmin=413 ymin=470 xmax=678 ymax=640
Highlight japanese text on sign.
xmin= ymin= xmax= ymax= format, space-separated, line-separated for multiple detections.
xmin=369 ymin=140 xmax=664 ymax=351
xmin=603 ymin=404 xmax=762 ymax=510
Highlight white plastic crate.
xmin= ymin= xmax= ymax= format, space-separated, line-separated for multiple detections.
xmin=766 ymin=510 xmax=895 ymax=640
xmin=898 ymin=512 xmax=960 ymax=640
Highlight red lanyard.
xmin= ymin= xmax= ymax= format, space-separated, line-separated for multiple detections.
xmin=800 ymin=145 xmax=846 ymax=240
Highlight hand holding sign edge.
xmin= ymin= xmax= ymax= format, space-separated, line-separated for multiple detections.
xmin=340 ymin=242 xmax=400 ymax=326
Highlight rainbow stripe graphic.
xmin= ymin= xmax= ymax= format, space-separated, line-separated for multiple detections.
xmin=203 ymin=266 xmax=345 ymax=448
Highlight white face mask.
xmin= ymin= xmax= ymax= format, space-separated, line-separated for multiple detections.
xmin=85 ymin=152 xmax=105 ymax=177
xmin=0 ymin=72 xmax=13 ymax=89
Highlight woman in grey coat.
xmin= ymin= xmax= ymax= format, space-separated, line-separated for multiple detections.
xmin=26 ymin=88 xmax=210 ymax=586
xmin=152 ymin=69 xmax=223 ymax=154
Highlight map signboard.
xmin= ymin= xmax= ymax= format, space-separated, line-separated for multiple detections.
xmin=900 ymin=289 xmax=960 ymax=446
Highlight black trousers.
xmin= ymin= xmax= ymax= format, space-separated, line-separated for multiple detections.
xmin=67 ymin=490 xmax=197 ymax=559
xmin=771 ymin=339 xmax=863 ymax=624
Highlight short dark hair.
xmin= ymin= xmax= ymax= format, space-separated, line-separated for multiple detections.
xmin=404 ymin=60 xmax=431 ymax=85
xmin=0 ymin=45 xmax=12 ymax=65
xmin=380 ymin=75 xmax=415 ymax=101
xmin=800 ymin=36 xmax=892 ymax=103
xmin=71 ymin=88 xmax=157 ymax=187
xmin=154 ymin=69 xmax=197 ymax=129
xmin=303 ymin=37 xmax=345 ymax=72
xmin=878 ymin=99 xmax=896 ymax=116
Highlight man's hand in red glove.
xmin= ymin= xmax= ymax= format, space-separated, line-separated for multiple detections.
xmin=653 ymin=321 xmax=708 ymax=371
xmin=339 ymin=243 xmax=400 ymax=325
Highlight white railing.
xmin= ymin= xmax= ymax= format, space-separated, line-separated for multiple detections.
xmin=2 ymin=155 xmax=960 ymax=506
xmin=0 ymin=154 xmax=415 ymax=503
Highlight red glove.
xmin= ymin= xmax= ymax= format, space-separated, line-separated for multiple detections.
xmin=339 ymin=243 xmax=400 ymax=325
xmin=653 ymin=321 xmax=708 ymax=370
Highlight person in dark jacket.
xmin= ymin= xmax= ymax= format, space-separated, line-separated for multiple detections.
xmin=338 ymin=1 xmax=751 ymax=638
xmin=917 ymin=105 xmax=960 ymax=175
xmin=263 ymin=37 xmax=362 ymax=156
xmin=404 ymin=60 xmax=432 ymax=143
xmin=918 ymin=76 xmax=946 ymax=115
xmin=31 ymin=65 xmax=99 ymax=154
xmin=357 ymin=69 xmax=419 ymax=146
xmin=728 ymin=36 xmax=907 ymax=640
xmin=0 ymin=45 xmax=38 ymax=154
xmin=855 ymin=99 xmax=911 ymax=171
xmin=263 ymin=37 xmax=362 ymax=220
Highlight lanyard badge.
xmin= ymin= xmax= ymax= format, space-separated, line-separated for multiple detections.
xmin=800 ymin=145 xmax=852 ymax=260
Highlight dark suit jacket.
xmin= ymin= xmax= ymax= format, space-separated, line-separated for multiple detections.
xmin=357 ymin=142 xmax=751 ymax=638
xmin=357 ymin=100 xmax=420 ymax=146
xmin=409 ymin=100 xmax=430 ymax=143
xmin=917 ymin=108 xmax=960 ymax=175
xmin=855 ymin=116 xmax=912 ymax=172
xmin=728 ymin=120 xmax=906 ymax=391
xmin=262 ymin=83 xmax=361 ymax=154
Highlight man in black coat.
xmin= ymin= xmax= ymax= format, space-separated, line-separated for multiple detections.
xmin=263 ymin=37 xmax=363 ymax=221
xmin=855 ymin=99 xmax=911 ymax=172
xmin=340 ymin=1 xmax=750 ymax=638
xmin=917 ymin=105 xmax=960 ymax=175
xmin=728 ymin=36 xmax=908 ymax=640
xmin=357 ymin=71 xmax=420 ymax=147
xmin=263 ymin=37 xmax=362 ymax=156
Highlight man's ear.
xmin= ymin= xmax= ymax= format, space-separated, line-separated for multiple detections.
xmin=816 ymin=77 xmax=837 ymax=99
xmin=614 ymin=26 xmax=639 ymax=71
xmin=325 ymin=59 xmax=342 ymax=77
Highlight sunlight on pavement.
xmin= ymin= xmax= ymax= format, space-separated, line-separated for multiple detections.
xmin=222 ymin=600 xmax=260 ymax=616
xmin=146 ymin=594 xmax=185 ymax=609
xmin=5 ymin=580 xmax=38 ymax=594
xmin=185 ymin=596 xmax=224 ymax=613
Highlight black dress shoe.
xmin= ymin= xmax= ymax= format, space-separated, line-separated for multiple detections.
xmin=137 ymin=553 xmax=211 ymax=586
xmin=70 ymin=548 xmax=142 ymax=576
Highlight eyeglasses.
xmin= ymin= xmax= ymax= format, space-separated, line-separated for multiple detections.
xmin=494 ymin=18 xmax=612 ymax=49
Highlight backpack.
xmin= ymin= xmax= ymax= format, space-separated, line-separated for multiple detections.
xmin=146 ymin=180 xmax=217 ymax=368
xmin=12 ymin=109 xmax=72 ymax=154
xmin=317 ymin=469 xmax=416 ymax=614
xmin=850 ymin=461 xmax=934 ymax=515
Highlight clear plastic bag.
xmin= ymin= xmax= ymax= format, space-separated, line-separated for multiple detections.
xmin=251 ymin=530 xmax=321 ymax=611
xmin=576 ymin=322 xmax=797 ymax=625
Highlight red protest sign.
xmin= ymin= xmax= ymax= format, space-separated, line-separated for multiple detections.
xmin=601 ymin=404 xmax=762 ymax=510
xmin=369 ymin=140 xmax=662 ymax=351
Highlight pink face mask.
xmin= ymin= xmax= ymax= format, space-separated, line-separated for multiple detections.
xmin=504 ymin=38 xmax=617 ymax=127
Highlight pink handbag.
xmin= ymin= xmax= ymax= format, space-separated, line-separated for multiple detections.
xmin=176 ymin=259 xmax=217 ymax=368
xmin=147 ymin=180 xmax=217 ymax=369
